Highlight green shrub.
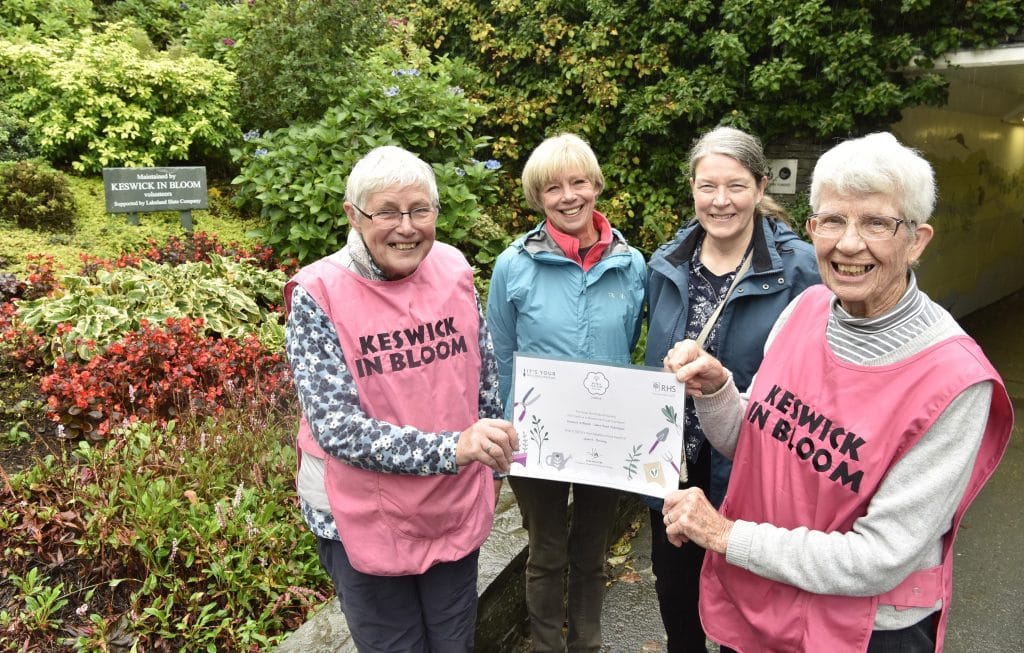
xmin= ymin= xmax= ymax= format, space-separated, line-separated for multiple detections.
xmin=0 ymin=20 xmax=239 ymax=173
xmin=0 ymin=102 xmax=39 ymax=162
xmin=0 ymin=0 xmax=94 ymax=41
xmin=233 ymin=0 xmax=388 ymax=131
xmin=0 ymin=161 xmax=76 ymax=232
xmin=98 ymin=0 xmax=220 ymax=49
xmin=178 ymin=0 xmax=256 ymax=67
xmin=232 ymin=42 xmax=510 ymax=267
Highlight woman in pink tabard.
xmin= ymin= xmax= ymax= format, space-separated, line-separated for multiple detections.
xmin=659 ymin=132 xmax=1013 ymax=653
xmin=284 ymin=146 xmax=518 ymax=652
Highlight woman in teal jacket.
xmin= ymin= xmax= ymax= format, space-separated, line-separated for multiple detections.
xmin=644 ymin=126 xmax=820 ymax=652
xmin=486 ymin=133 xmax=645 ymax=652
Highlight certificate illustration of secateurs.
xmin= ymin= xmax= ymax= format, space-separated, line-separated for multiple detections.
xmin=513 ymin=386 xmax=540 ymax=422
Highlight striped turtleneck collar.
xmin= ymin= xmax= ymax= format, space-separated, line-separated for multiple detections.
xmin=826 ymin=272 xmax=947 ymax=365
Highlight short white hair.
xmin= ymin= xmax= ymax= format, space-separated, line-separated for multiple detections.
xmin=345 ymin=146 xmax=439 ymax=210
xmin=810 ymin=132 xmax=935 ymax=224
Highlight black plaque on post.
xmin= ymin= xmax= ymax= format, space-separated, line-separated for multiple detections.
xmin=102 ymin=166 xmax=208 ymax=232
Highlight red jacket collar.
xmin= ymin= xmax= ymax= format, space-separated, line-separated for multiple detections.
xmin=545 ymin=211 xmax=613 ymax=271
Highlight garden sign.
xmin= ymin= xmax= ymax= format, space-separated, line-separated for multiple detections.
xmin=102 ymin=166 xmax=208 ymax=232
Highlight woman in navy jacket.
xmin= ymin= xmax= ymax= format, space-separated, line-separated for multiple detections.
xmin=644 ymin=127 xmax=820 ymax=652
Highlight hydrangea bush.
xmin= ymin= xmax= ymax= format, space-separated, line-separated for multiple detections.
xmin=232 ymin=41 xmax=510 ymax=268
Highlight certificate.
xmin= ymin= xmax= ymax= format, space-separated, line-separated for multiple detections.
xmin=509 ymin=353 xmax=687 ymax=498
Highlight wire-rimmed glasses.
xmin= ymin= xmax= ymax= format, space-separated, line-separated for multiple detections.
xmin=807 ymin=212 xmax=911 ymax=240
xmin=352 ymin=204 xmax=437 ymax=227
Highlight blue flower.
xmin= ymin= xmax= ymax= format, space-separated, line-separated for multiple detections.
xmin=384 ymin=86 xmax=400 ymax=97
xmin=455 ymin=167 xmax=466 ymax=177
xmin=391 ymin=68 xmax=421 ymax=77
xmin=242 ymin=129 xmax=260 ymax=142
xmin=484 ymin=159 xmax=502 ymax=170
xmin=447 ymin=86 xmax=465 ymax=96
xmin=254 ymin=148 xmax=268 ymax=157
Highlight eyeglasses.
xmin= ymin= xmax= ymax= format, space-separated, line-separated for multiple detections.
xmin=807 ymin=212 xmax=911 ymax=241
xmin=352 ymin=204 xmax=437 ymax=227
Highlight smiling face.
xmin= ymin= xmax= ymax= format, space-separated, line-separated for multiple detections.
xmin=811 ymin=189 xmax=933 ymax=318
xmin=346 ymin=183 xmax=436 ymax=280
xmin=540 ymin=168 xmax=599 ymax=245
xmin=690 ymin=153 xmax=766 ymax=249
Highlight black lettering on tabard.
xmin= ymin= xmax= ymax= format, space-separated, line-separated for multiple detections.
xmin=384 ymin=335 xmax=468 ymax=373
xmin=812 ymin=449 xmax=832 ymax=472
xmin=828 ymin=426 xmax=846 ymax=451
xmin=753 ymin=382 xmax=866 ymax=493
xmin=355 ymin=356 xmax=383 ymax=378
xmin=795 ymin=437 xmax=816 ymax=459
xmin=795 ymin=403 xmax=827 ymax=436
xmin=789 ymin=397 xmax=803 ymax=419
xmin=434 ymin=341 xmax=448 ymax=359
xmin=829 ymin=461 xmax=863 ymax=493
xmin=359 ymin=334 xmax=378 ymax=355
xmin=837 ymin=431 xmax=865 ymax=461
xmin=747 ymin=401 xmax=770 ymax=430
xmin=772 ymin=419 xmax=792 ymax=443
xmin=451 ymin=335 xmax=467 ymax=355
xmin=362 ymin=315 xmax=460 ymax=357
xmin=776 ymin=390 xmax=795 ymax=414
xmin=390 ymin=329 xmax=404 ymax=349
xmin=389 ymin=351 xmax=405 ymax=372
xmin=404 ymin=324 xmax=426 ymax=346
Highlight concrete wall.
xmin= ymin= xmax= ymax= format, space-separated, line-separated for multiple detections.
xmin=893 ymin=97 xmax=1024 ymax=318
xmin=766 ymin=95 xmax=1024 ymax=319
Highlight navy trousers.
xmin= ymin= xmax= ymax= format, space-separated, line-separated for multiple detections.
xmin=317 ymin=536 xmax=479 ymax=653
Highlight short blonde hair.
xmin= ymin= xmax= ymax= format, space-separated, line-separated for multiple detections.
xmin=521 ymin=133 xmax=604 ymax=213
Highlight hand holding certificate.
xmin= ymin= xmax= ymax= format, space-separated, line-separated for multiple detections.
xmin=509 ymin=354 xmax=687 ymax=498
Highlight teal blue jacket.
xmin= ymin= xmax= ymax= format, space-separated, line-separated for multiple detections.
xmin=486 ymin=221 xmax=646 ymax=420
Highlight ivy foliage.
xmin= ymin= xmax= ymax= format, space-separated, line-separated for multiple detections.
xmin=232 ymin=40 xmax=509 ymax=268
xmin=395 ymin=0 xmax=1023 ymax=251
xmin=0 ymin=20 xmax=238 ymax=173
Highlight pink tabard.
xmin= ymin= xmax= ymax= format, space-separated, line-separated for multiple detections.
xmin=286 ymin=242 xmax=493 ymax=575
xmin=700 ymin=286 xmax=1012 ymax=652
